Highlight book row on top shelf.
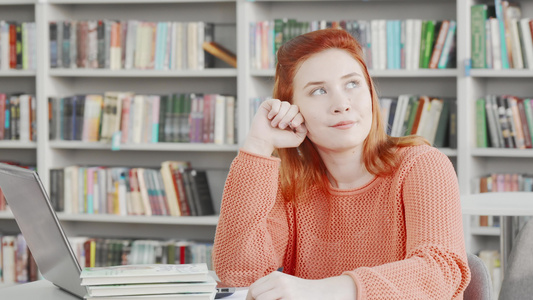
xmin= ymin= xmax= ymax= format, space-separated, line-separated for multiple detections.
xmin=48 ymin=20 xmax=233 ymax=71
xmin=43 ymin=1 xmax=237 ymax=68
xmin=471 ymin=1 xmax=533 ymax=70
xmin=251 ymin=18 xmax=457 ymax=71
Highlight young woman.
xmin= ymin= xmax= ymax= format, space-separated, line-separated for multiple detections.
xmin=212 ymin=28 xmax=470 ymax=299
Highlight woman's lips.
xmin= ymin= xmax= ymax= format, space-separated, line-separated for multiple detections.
xmin=331 ymin=121 xmax=355 ymax=129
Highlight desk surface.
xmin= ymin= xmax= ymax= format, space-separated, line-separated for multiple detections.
xmin=1 ymin=280 xmax=79 ymax=300
xmin=461 ymin=192 xmax=533 ymax=216
xmin=0 ymin=280 xmax=248 ymax=300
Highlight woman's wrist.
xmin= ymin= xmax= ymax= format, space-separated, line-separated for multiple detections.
xmin=242 ymin=136 xmax=275 ymax=157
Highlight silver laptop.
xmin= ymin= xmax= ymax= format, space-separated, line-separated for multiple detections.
xmin=0 ymin=163 xmax=87 ymax=298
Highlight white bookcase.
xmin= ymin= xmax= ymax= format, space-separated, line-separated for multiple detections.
xmin=0 ymin=0 xmax=531 ymax=256
xmin=460 ymin=0 xmax=533 ymax=256
xmin=0 ymin=1 xmax=37 ymax=174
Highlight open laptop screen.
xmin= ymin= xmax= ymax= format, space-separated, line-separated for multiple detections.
xmin=0 ymin=163 xmax=86 ymax=298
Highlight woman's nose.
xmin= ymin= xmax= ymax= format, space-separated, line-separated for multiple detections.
xmin=332 ymin=92 xmax=351 ymax=114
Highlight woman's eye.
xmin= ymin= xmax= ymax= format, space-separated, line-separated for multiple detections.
xmin=311 ymin=88 xmax=326 ymax=96
xmin=346 ymin=81 xmax=358 ymax=89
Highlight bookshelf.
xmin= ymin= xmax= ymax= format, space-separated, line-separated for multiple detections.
xmin=0 ymin=0 xmax=530 ymax=282
xmin=460 ymin=0 xmax=533 ymax=261
xmin=0 ymin=0 xmax=38 ymax=188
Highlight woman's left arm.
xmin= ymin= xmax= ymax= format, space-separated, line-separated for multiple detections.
xmin=342 ymin=148 xmax=471 ymax=299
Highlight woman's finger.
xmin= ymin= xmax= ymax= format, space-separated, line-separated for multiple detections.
xmin=278 ymin=104 xmax=300 ymax=129
xmin=289 ymin=112 xmax=305 ymax=129
xmin=270 ymin=101 xmax=292 ymax=127
xmin=246 ymin=274 xmax=277 ymax=300
xmin=265 ymin=99 xmax=281 ymax=120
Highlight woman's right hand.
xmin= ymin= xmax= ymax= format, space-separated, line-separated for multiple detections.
xmin=242 ymin=99 xmax=308 ymax=156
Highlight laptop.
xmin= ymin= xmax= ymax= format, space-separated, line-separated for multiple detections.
xmin=0 ymin=163 xmax=236 ymax=299
xmin=0 ymin=163 xmax=87 ymax=298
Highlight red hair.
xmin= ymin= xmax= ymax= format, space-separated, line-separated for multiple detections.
xmin=273 ymin=28 xmax=428 ymax=201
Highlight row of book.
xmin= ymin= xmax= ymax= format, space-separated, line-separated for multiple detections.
xmin=69 ymin=237 xmax=213 ymax=269
xmin=0 ymin=234 xmax=39 ymax=284
xmin=48 ymin=92 xmax=237 ymax=145
xmin=0 ymin=93 xmax=37 ymax=142
xmin=379 ymin=95 xmax=457 ymax=148
xmin=473 ymin=173 xmax=533 ymax=228
xmin=471 ymin=2 xmax=533 ymax=69
xmin=49 ymin=161 xmax=216 ymax=217
xmin=49 ymin=20 xmax=218 ymax=70
xmin=476 ymin=95 xmax=533 ymax=149
xmin=0 ymin=21 xmax=37 ymax=70
xmin=250 ymin=18 xmax=457 ymax=70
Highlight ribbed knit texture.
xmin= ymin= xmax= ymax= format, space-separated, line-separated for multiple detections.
xmin=213 ymin=145 xmax=470 ymax=299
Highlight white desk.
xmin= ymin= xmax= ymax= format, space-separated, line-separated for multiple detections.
xmin=0 ymin=279 xmax=249 ymax=300
xmin=461 ymin=192 xmax=533 ymax=275
xmin=1 ymin=280 xmax=79 ymax=300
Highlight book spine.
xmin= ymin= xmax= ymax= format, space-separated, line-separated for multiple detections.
xmin=490 ymin=18 xmax=503 ymax=69
xmin=510 ymin=19 xmax=524 ymax=69
xmin=438 ymin=20 xmax=457 ymax=69
xmin=509 ymin=97 xmax=525 ymax=149
xmin=151 ymin=96 xmax=160 ymax=143
xmin=524 ymin=99 xmax=533 ymax=146
xmin=448 ymin=100 xmax=457 ymax=149
xmin=50 ymin=22 xmax=58 ymax=68
xmin=422 ymin=20 xmax=436 ymax=68
xmin=484 ymin=96 xmax=500 ymax=148
xmin=495 ymin=0 xmax=510 ymax=68
xmin=518 ymin=19 xmax=529 ymax=69
xmin=476 ymin=98 xmax=489 ymax=148
xmin=496 ymin=96 xmax=513 ymax=148
xmin=429 ymin=20 xmax=449 ymax=69
xmin=517 ymin=98 xmax=532 ymax=148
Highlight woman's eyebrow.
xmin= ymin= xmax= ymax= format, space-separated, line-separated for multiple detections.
xmin=303 ymin=72 xmax=363 ymax=89
xmin=341 ymin=72 xmax=363 ymax=79
xmin=303 ymin=81 xmax=325 ymax=89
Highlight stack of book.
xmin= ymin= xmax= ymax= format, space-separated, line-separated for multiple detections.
xmin=80 ymin=263 xmax=217 ymax=300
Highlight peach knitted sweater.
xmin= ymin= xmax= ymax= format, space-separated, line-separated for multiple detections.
xmin=213 ymin=145 xmax=470 ymax=299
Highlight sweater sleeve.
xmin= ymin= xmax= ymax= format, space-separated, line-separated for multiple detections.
xmin=343 ymin=148 xmax=471 ymax=299
xmin=212 ymin=150 xmax=290 ymax=287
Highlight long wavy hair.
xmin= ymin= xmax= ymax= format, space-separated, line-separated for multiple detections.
xmin=274 ymin=28 xmax=428 ymax=201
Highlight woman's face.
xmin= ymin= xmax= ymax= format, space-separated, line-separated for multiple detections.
xmin=292 ymin=48 xmax=373 ymax=153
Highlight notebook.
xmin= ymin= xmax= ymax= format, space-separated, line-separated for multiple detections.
xmin=0 ymin=163 xmax=87 ymax=298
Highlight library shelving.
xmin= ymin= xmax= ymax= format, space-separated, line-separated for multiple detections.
xmin=0 ymin=1 xmax=530 ymax=286
xmin=0 ymin=0 xmax=38 ymax=193
xmin=460 ymin=0 xmax=533 ymax=261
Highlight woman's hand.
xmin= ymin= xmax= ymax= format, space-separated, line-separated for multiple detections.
xmin=243 ymin=99 xmax=308 ymax=156
xmin=245 ymin=271 xmax=357 ymax=300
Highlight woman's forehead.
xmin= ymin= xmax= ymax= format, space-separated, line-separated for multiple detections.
xmin=294 ymin=50 xmax=364 ymax=84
